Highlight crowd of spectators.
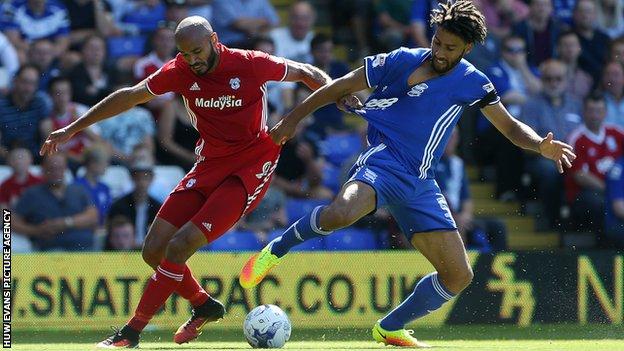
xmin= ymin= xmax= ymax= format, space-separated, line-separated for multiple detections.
xmin=1 ymin=0 xmax=623 ymax=252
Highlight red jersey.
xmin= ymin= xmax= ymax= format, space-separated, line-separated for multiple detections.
xmin=51 ymin=103 xmax=90 ymax=156
xmin=566 ymin=124 xmax=624 ymax=201
xmin=0 ymin=173 xmax=43 ymax=207
xmin=145 ymin=43 xmax=288 ymax=160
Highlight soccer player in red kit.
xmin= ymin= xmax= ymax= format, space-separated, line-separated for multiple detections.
xmin=40 ymin=16 xmax=333 ymax=348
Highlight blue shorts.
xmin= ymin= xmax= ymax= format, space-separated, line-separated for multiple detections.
xmin=347 ymin=143 xmax=457 ymax=238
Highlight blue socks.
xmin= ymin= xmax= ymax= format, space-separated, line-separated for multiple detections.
xmin=380 ymin=272 xmax=455 ymax=331
xmin=269 ymin=206 xmax=332 ymax=257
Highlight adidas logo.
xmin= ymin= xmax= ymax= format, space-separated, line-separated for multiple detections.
xmin=190 ymin=82 xmax=200 ymax=91
xmin=202 ymin=222 xmax=212 ymax=231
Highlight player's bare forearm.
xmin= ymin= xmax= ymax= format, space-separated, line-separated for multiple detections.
xmin=573 ymin=171 xmax=605 ymax=191
xmin=285 ymin=67 xmax=368 ymax=124
xmin=66 ymin=81 xmax=154 ymax=135
xmin=481 ymin=102 xmax=542 ymax=153
xmin=284 ymin=60 xmax=332 ymax=91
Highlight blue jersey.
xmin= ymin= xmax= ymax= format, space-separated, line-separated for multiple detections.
xmin=354 ymin=47 xmax=499 ymax=180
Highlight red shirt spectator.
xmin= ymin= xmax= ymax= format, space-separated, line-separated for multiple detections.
xmin=0 ymin=148 xmax=43 ymax=207
xmin=566 ymin=124 xmax=624 ymax=202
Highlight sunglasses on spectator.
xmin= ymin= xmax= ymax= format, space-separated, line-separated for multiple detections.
xmin=504 ymin=46 xmax=525 ymax=53
xmin=542 ymin=75 xmax=565 ymax=82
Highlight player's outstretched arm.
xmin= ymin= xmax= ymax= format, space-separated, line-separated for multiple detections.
xmin=283 ymin=59 xmax=332 ymax=91
xmin=270 ymin=67 xmax=368 ymax=145
xmin=40 ymin=80 xmax=155 ymax=156
xmin=481 ymin=102 xmax=576 ymax=173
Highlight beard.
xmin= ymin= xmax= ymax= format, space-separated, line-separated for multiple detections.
xmin=431 ymin=49 xmax=465 ymax=74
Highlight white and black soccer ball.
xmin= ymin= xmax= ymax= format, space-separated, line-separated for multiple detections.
xmin=243 ymin=304 xmax=292 ymax=348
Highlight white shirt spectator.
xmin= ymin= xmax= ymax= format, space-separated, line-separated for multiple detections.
xmin=270 ymin=27 xmax=314 ymax=63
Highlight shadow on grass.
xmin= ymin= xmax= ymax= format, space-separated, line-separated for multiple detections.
xmin=13 ymin=324 xmax=624 ymax=344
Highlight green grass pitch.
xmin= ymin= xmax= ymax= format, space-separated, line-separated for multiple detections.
xmin=11 ymin=324 xmax=624 ymax=350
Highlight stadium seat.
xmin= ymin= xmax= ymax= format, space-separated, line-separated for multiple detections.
xmin=267 ymin=229 xmax=325 ymax=251
xmin=285 ymin=198 xmax=330 ymax=225
xmin=0 ymin=166 xmax=11 ymax=183
xmin=107 ymin=35 xmax=147 ymax=60
xmin=209 ymin=230 xmax=263 ymax=251
xmin=324 ymin=228 xmax=379 ymax=251
xmin=153 ymin=166 xmax=185 ymax=194
xmin=77 ymin=165 xmax=132 ymax=199
xmin=322 ymin=163 xmax=342 ymax=194
xmin=319 ymin=133 xmax=363 ymax=167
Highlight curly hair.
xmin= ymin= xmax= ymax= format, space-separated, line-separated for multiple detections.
xmin=430 ymin=0 xmax=487 ymax=44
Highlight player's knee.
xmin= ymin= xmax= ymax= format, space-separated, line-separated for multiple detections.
xmin=141 ymin=247 xmax=161 ymax=269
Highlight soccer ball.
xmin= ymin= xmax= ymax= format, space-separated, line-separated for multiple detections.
xmin=243 ymin=304 xmax=292 ymax=348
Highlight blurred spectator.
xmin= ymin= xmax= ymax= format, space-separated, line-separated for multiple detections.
xmin=212 ymin=0 xmax=279 ymax=48
xmin=410 ymin=0 xmax=439 ymax=48
xmin=609 ymin=36 xmax=624 ymax=66
xmin=118 ymin=0 xmax=166 ymax=35
xmin=274 ymin=116 xmax=333 ymax=200
xmin=133 ymin=21 xmax=177 ymax=116
xmin=513 ymin=0 xmax=566 ymax=66
xmin=74 ymin=146 xmax=112 ymax=227
xmin=476 ymin=35 xmax=541 ymax=200
xmin=307 ymin=33 xmax=351 ymax=138
xmin=3 ymin=0 xmax=70 ymax=58
xmin=107 ymin=161 xmax=161 ymax=246
xmin=601 ymin=61 xmax=624 ymax=128
xmin=0 ymin=64 xmax=50 ymax=159
xmin=104 ymin=215 xmax=138 ymax=251
xmin=567 ymin=92 xmax=624 ymax=235
xmin=270 ymin=1 xmax=316 ymax=62
xmin=474 ymin=0 xmax=529 ymax=39
xmin=252 ymin=36 xmax=295 ymax=121
xmin=41 ymin=76 xmax=102 ymax=169
xmin=0 ymin=31 xmax=19 ymax=93
xmin=96 ymin=105 xmax=155 ymax=164
xmin=436 ymin=128 xmax=507 ymax=252
xmin=28 ymin=39 xmax=61 ymax=93
xmin=12 ymin=153 xmax=98 ymax=251
xmin=374 ymin=0 xmax=412 ymax=52
xmin=595 ymin=0 xmax=624 ymax=39
xmin=552 ymin=0 xmax=576 ymax=25
xmin=520 ymin=59 xmax=583 ymax=228
xmin=68 ymin=35 xmax=119 ymax=107
xmin=0 ymin=148 xmax=43 ymax=209
xmin=163 ymin=0 xmax=190 ymax=24
xmin=238 ymin=186 xmax=287 ymax=241
xmin=572 ymin=0 xmax=611 ymax=81
xmin=556 ymin=30 xmax=593 ymax=99
xmin=329 ymin=0 xmax=373 ymax=60
xmin=63 ymin=0 xmax=120 ymax=46
xmin=605 ymin=156 xmax=624 ymax=248
xmin=156 ymin=96 xmax=199 ymax=170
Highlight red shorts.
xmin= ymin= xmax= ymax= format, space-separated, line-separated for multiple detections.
xmin=157 ymin=136 xmax=281 ymax=230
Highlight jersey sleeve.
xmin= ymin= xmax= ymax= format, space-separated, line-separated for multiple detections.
xmin=607 ymin=159 xmax=624 ymax=201
xmin=250 ymin=50 xmax=288 ymax=83
xmin=145 ymin=60 xmax=179 ymax=96
xmin=363 ymin=48 xmax=403 ymax=88
xmin=467 ymin=69 xmax=501 ymax=108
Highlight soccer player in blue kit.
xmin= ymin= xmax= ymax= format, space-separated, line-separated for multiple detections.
xmin=240 ymin=1 xmax=576 ymax=347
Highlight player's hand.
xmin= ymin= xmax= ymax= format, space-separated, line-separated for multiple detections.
xmin=336 ymin=94 xmax=363 ymax=112
xmin=269 ymin=118 xmax=298 ymax=145
xmin=539 ymin=132 xmax=576 ymax=173
xmin=40 ymin=127 xmax=75 ymax=156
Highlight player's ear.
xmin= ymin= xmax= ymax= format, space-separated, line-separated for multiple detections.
xmin=211 ymin=32 xmax=219 ymax=45
xmin=464 ymin=42 xmax=474 ymax=55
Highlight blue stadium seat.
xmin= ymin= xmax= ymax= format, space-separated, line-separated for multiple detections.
xmin=267 ymin=229 xmax=325 ymax=251
xmin=107 ymin=35 xmax=147 ymax=60
xmin=285 ymin=198 xmax=330 ymax=225
xmin=320 ymin=133 xmax=363 ymax=167
xmin=322 ymin=163 xmax=342 ymax=194
xmin=324 ymin=228 xmax=378 ymax=251
xmin=209 ymin=230 xmax=262 ymax=251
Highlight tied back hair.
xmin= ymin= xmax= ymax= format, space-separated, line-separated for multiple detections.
xmin=430 ymin=0 xmax=487 ymax=44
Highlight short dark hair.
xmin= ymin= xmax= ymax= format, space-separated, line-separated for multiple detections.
xmin=557 ymin=30 xmax=579 ymax=43
xmin=584 ymin=90 xmax=606 ymax=106
xmin=311 ymin=33 xmax=332 ymax=51
xmin=47 ymin=75 xmax=70 ymax=92
xmin=15 ymin=64 xmax=39 ymax=78
xmin=430 ymin=0 xmax=487 ymax=44
xmin=251 ymin=35 xmax=275 ymax=50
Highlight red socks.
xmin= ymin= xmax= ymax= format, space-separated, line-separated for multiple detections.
xmin=176 ymin=265 xmax=210 ymax=307
xmin=128 ymin=259 xmax=185 ymax=332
